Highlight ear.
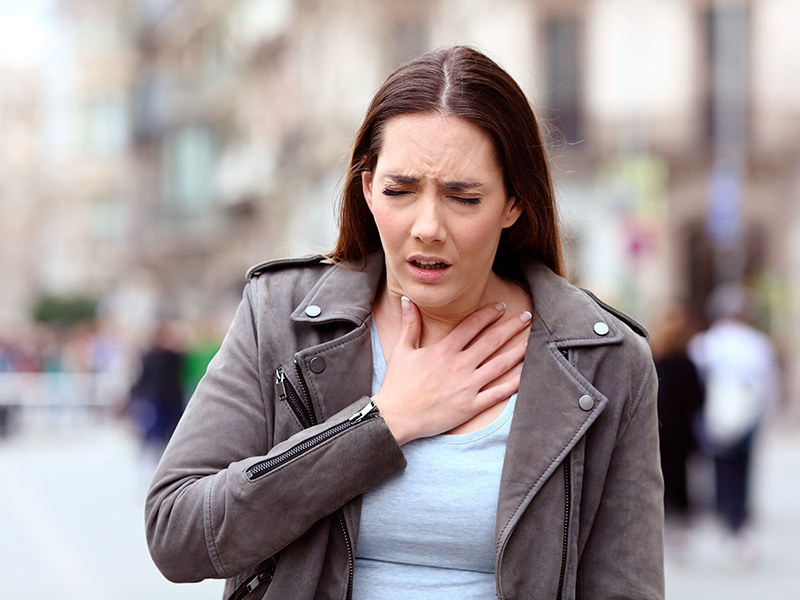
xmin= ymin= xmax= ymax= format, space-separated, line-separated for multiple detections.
xmin=361 ymin=171 xmax=375 ymax=212
xmin=503 ymin=197 xmax=523 ymax=228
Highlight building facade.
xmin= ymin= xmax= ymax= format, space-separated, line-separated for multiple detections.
xmin=2 ymin=0 xmax=799 ymax=404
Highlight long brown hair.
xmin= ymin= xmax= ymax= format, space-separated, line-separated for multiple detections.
xmin=333 ymin=45 xmax=563 ymax=278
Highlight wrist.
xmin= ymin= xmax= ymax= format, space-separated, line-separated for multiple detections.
xmin=372 ymin=393 xmax=412 ymax=446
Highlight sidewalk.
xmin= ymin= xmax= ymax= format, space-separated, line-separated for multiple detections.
xmin=0 ymin=414 xmax=223 ymax=599
xmin=1 ymin=411 xmax=798 ymax=598
xmin=664 ymin=416 xmax=800 ymax=598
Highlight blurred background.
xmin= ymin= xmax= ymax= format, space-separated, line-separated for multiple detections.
xmin=1 ymin=0 xmax=799 ymax=597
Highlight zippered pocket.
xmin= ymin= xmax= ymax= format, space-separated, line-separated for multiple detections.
xmin=246 ymin=400 xmax=378 ymax=481
xmin=274 ymin=366 xmax=315 ymax=429
xmin=227 ymin=559 xmax=276 ymax=600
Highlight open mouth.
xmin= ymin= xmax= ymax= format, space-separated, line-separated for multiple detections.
xmin=410 ymin=259 xmax=450 ymax=270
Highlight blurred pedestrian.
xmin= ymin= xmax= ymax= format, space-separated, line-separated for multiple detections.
xmin=129 ymin=322 xmax=185 ymax=457
xmin=0 ymin=338 xmax=16 ymax=437
xmin=650 ymin=304 xmax=705 ymax=524
xmin=688 ymin=283 xmax=780 ymax=559
xmin=180 ymin=319 xmax=220 ymax=403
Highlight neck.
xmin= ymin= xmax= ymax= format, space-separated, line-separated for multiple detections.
xmin=374 ymin=270 xmax=515 ymax=348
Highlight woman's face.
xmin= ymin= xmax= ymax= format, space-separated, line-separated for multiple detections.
xmin=362 ymin=113 xmax=521 ymax=312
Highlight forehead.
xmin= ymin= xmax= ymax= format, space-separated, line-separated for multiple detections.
xmin=375 ymin=113 xmax=501 ymax=180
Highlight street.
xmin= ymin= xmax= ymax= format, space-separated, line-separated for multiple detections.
xmin=664 ymin=415 xmax=800 ymax=598
xmin=1 ymin=410 xmax=798 ymax=599
xmin=0 ymin=412 xmax=223 ymax=599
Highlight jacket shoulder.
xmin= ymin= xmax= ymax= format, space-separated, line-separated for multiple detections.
xmin=245 ymin=254 xmax=333 ymax=280
xmin=581 ymin=288 xmax=649 ymax=340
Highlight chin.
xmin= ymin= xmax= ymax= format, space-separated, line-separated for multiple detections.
xmin=403 ymin=286 xmax=463 ymax=310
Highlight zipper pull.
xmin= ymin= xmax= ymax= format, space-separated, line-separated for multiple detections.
xmin=275 ymin=368 xmax=288 ymax=400
xmin=349 ymin=399 xmax=378 ymax=423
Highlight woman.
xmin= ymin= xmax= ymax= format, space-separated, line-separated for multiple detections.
xmin=650 ymin=304 xmax=704 ymax=522
xmin=146 ymin=46 xmax=664 ymax=600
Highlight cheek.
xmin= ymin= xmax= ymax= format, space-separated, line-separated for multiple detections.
xmin=459 ymin=218 xmax=504 ymax=249
xmin=371 ymin=206 xmax=406 ymax=244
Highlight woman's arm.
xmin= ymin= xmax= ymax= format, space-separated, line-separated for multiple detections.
xmin=144 ymin=285 xmax=406 ymax=583
xmin=578 ymin=358 xmax=665 ymax=599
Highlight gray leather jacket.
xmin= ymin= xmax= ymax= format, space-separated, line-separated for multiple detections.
xmin=145 ymin=253 xmax=664 ymax=600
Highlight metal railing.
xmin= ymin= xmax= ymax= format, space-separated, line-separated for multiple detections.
xmin=0 ymin=372 xmax=129 ymax=408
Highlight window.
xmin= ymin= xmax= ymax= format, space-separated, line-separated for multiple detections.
xmin=544 ymin=15 xmax=583 ymax=144
xmin=703 ymin=4 xmax=750 ymax=151
xmin=160 ymin=124 xmax=217 ymax=217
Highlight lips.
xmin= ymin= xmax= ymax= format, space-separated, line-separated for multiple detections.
xmin=407 ymin=256 xmax=451 ymax=282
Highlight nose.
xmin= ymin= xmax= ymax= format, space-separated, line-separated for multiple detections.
xmin=410 ymin=195 xmax=446 ymax=244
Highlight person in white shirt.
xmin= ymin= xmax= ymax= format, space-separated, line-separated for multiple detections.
xmin=689 ymin=283 xmax=780 ymax=545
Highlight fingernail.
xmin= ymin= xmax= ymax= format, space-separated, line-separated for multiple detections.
xmin=520 ymin=311 xmax=532 ymax=322
xmin=495 ymin=302 xmax=507 ymax=311
xmin=401 ymin=296 xmax=411 ymax=314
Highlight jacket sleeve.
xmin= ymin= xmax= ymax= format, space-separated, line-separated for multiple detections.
xmin=144 ymin=285 xmax=407 ymax=583
xmin=578 ymin=354 xmax=665 ymax=599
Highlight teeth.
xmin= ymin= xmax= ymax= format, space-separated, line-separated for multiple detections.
xmin=414 ymin=260 xmax=447 ymax=270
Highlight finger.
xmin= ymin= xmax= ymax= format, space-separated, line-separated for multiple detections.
xmin=474 ymin=369 xmax=522 ymax=411
xmin=482 ymin=358 xmax=524 ymax=390
xmin=443 ymin=302 xmax=508 ymax=350
xmin=396 ymin=295 xmax=422 ymax=350
xmin=477 ymin=326 xmax=530 ymax=367
xmin=473 ymin=337 xmax=528 ymax=390
xmin=463 ymin=310 xmax=532 ymax=363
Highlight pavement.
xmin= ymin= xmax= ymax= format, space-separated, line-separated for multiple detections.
xmin=0 ymin=410 xmax=223 ymax=599
xmin=1 ymin=408 xmax=799 ymax=599
xmin=664 ymin=415 xmax=800 ymax=599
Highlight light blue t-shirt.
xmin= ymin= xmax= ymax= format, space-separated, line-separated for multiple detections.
xmin=352 ymin=319 xmax=516 ymax=599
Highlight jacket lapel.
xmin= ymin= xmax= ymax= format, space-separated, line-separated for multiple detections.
xmin=496 ymin=262 xmax=621 ymax=548
xmin=290 ymin=254 xmax=384 ymax=421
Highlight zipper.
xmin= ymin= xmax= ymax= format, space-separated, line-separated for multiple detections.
xmin=227 ymin=562 xmax=276 ymax=600
xmin=275 ymin=366 xmax=315 ymax=429
xmin=271 ymin=360 xmax=366 ymax=599
xmin=246 ymin=400 xmax=378 ymax=480
xmin=556 ymin=455 xmax=572 ymax=600
xmin=337 ymin=508 xmax=355 ymax=600
xmin=556 ymin=347 xmax=571 ymax=600
xmin=294 ymin=360 xmax=317 ymax=425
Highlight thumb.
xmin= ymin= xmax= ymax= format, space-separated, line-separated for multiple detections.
xmin=397 ymin=295 xmax=421 ymax=350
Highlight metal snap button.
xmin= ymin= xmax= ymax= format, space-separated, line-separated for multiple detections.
xmin=593 ymin=322 xmax=609 ymax=336
xmin=578 ymin=394 xmax=594 ymax=411
xmin=305 ymin=304 xmax=322 ymax=317
xmin=309 ymin=356 xmax=326 ymax=374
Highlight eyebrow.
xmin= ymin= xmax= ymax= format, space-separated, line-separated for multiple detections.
xmin=385 ymin=173 xmax=483 ymax=192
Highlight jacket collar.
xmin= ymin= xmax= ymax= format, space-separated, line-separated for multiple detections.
xmin=291 ymin=252 xmax=622 ymax=350
xmin=523 ymin=261 xmax=624 ymax=348
xmin=290 ymin=254 xmax=383 ymax=326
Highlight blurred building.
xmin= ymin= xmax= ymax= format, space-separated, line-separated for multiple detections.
xmin=1 ymin=0 xmax=799 ymax=406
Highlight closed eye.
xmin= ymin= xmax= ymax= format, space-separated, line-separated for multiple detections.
xmin=382 ymin=188 xmax=408 ymax=197
xmin=450 ymin=196 xmax=481 ymax=205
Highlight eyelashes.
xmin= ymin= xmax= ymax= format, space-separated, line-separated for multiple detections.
xmin=452 ymin=196 xmax=481 ymax=205
xmin=381 ymin=188 xmax=481 ymax=205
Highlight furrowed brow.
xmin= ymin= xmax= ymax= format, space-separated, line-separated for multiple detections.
xmin=385 ymin=174 xmax=419 ymax=185
xmin=442 ymin=180 xmax=482 ymax=192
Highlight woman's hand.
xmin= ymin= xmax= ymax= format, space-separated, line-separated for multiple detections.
xmin=373 ymin=297 xmax=531 ymax=445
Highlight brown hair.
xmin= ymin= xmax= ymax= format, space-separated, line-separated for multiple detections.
xmin=333 ymin=45 xmax=563 ymax=278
